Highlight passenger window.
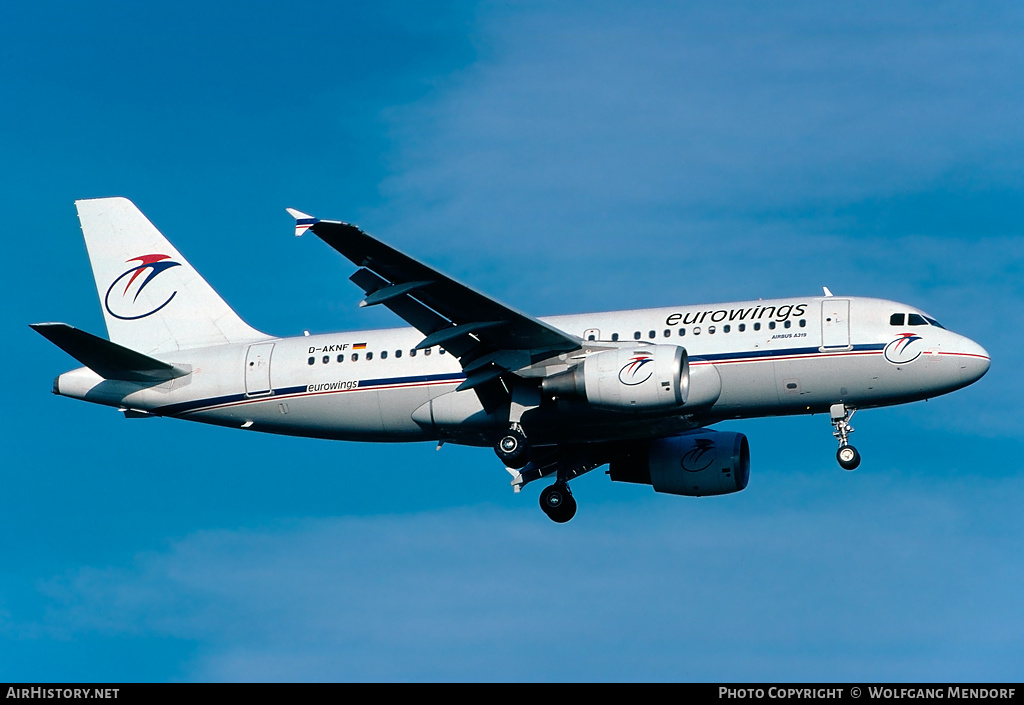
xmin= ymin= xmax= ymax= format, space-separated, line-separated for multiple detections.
xmin=395 ymin=349 xmax=402 ymax=358
xmin=648 ymin=330 xmax=656 ymax=339
xmin=633 ymin=331 xmax=641 ymax=340
xmin=440 ymin=348 xmax=446 ymax=355
xmin=366 ymin=352 xmax=373 ymax=360
xmin=754 ymin=322 xmax=761 ymax=331
xmin=424 ymin=348 xmax=432 ymax=356
xmin=769 ymin=321 xmax=776 ymax=330
xmin=410 ymin=349 xmax=417 ymax=357
xmin=708 ymin=326 xmax=716 ymax=334
xmin=784 ymin=320 xmax=791 ymax=329
xmin=799 ymin=319 xmax=806 ymax=328
xmin=693 ymin=326 xmax=701 ymax=335
xmin=381 ymin=350 xmax=388 ymax=359
xmin=307 ymin=357 xmax=315 ymax=366
xmin=739 ymin=324 xmax=745 ymax=332
xmin=890 ymin=313 xmax=905 ymax=326
xmin=724 ymin=325 xmax=731 ymax=333
xmin=322 ymin=355 xmax=329 ymax=364
xmin=588 ymin=334 xmax=596 ymax=341
xmin=351 ymin=353 xmax=359 ymax=362
xmin=337 ymin=354 xmax=344 ymax=363
xmin=663 ymin=329 xmax=670 ymax=338
xmin=611 ymin=333 xmax=619 ymax=341
xmin=908 ymin=314 xmax=927 ymax=326
xmin=678 ymin=328 xmax=686 ymax=336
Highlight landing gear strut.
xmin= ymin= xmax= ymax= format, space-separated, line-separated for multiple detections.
xmin=494 ymin=424 xmax=530 ymax=469
xmin=830 ymin=403 xmax=861 ymax=471
xmin=500 ymin=431 xmax=593 ymax=523
xmin=539 ymin=482 xmax=576 ymax=523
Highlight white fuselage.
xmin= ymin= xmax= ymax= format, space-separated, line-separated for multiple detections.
xmin=54 ymin=295 xmax=990 ymax=447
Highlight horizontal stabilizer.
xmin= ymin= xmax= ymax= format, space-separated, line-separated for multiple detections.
xmin=30 ymin=323 xmax=188 ymax=382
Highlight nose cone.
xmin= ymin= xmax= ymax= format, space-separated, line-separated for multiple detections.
xmin=958 ymin=337 xmax=990 ymax=386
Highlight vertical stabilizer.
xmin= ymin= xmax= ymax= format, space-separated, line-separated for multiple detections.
xmin=76 ymin=197 xmax=269 ymax=354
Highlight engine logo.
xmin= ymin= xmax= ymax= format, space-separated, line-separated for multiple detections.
xmin=681 ymin=438 xmax=717 ymax=473
xmin=618 ymin=355 xmax=654 ymax=386
xmin=883 ymin=333 xmax=925 ymax=365
xmin=104 ymin=254 xmax=182 ymax=321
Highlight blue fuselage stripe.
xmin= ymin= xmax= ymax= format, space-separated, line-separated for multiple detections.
xmin=154 ymin=345 xmax=885 ymax=417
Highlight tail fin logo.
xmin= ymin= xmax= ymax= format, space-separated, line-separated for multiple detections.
xmin=104 ymin=254 xmax=182 ymax=320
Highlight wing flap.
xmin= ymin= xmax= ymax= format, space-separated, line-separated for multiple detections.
xmin=415 ymin=321 xmax=506 ymax=350
xmin=360 ymin=280 xmax=434 ymax=307
xmin=349 ymin=267 xmax=452 ymax=345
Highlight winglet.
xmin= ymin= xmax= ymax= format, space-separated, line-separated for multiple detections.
xmin=823 ymin=286 xmax=834 ymax=297
xmin=286 ymin=208 xmax=319 ymax=237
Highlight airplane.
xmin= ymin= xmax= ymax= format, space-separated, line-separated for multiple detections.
xmin=32 ymin=197 xmax=991 ymax=522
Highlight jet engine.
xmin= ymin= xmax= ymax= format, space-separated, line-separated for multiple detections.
xmin=543 ymin=345 xmax=688 ymax=409
xmin=608 ymin=430 xmax=750 ymax=496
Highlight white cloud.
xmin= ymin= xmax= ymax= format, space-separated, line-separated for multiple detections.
xmin=33 ymin=475 xmax=1024 ymax=681
xmin=376 ymin=3 xmax=1024 ymax=243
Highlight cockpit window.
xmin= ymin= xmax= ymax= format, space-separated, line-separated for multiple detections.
xmin=892 ymin=311 xmax=944 ymax=328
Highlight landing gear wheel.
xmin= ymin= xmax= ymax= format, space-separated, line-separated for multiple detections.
xmin=837 ymin=445 xmax=861 ymax=471
xmin=830 ymin=404 xmax=860 ymax=471
xmin=540 ymin=483 xmax=577 ymax=523
xmin=494 ymin=428 xmax=530 ymax=469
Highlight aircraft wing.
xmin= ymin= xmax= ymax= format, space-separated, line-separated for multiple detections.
xmin=290 ymin=211 xmax=582 ymax=394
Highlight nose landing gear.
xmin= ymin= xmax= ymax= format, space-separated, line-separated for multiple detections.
xmin=830 ymin=403 xmax=861 ymax=471
xmin=836 ymin=444 xmax=861 ymax=471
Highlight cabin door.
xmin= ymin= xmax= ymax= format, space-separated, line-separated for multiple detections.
xmin=245 ymin=343 xmax=275 ymax=397
xmin=820 ymin=300 xmax=851 ymax=349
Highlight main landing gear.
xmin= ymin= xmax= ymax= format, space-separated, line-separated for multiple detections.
xmin=830 ymin=403 xmax=861 ymax=471
xmin=494 ymin=424 xmax=530 ymax=469
xmin=499 ymin=434 xmax=589 ymax=523
xmin=539 ymin=482 xmax=577 ymax=523
xmin=494 ymin=414 xmax=584 ymax=523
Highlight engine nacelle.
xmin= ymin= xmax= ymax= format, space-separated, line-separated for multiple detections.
xmin=543 ymin=345 xmax=688 ymax=410
xmin=608 ymin=430 xmax=750 ymax=497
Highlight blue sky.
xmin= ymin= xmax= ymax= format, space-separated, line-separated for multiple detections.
xmin=2 ymin=0 xmax=1022 ymax=682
